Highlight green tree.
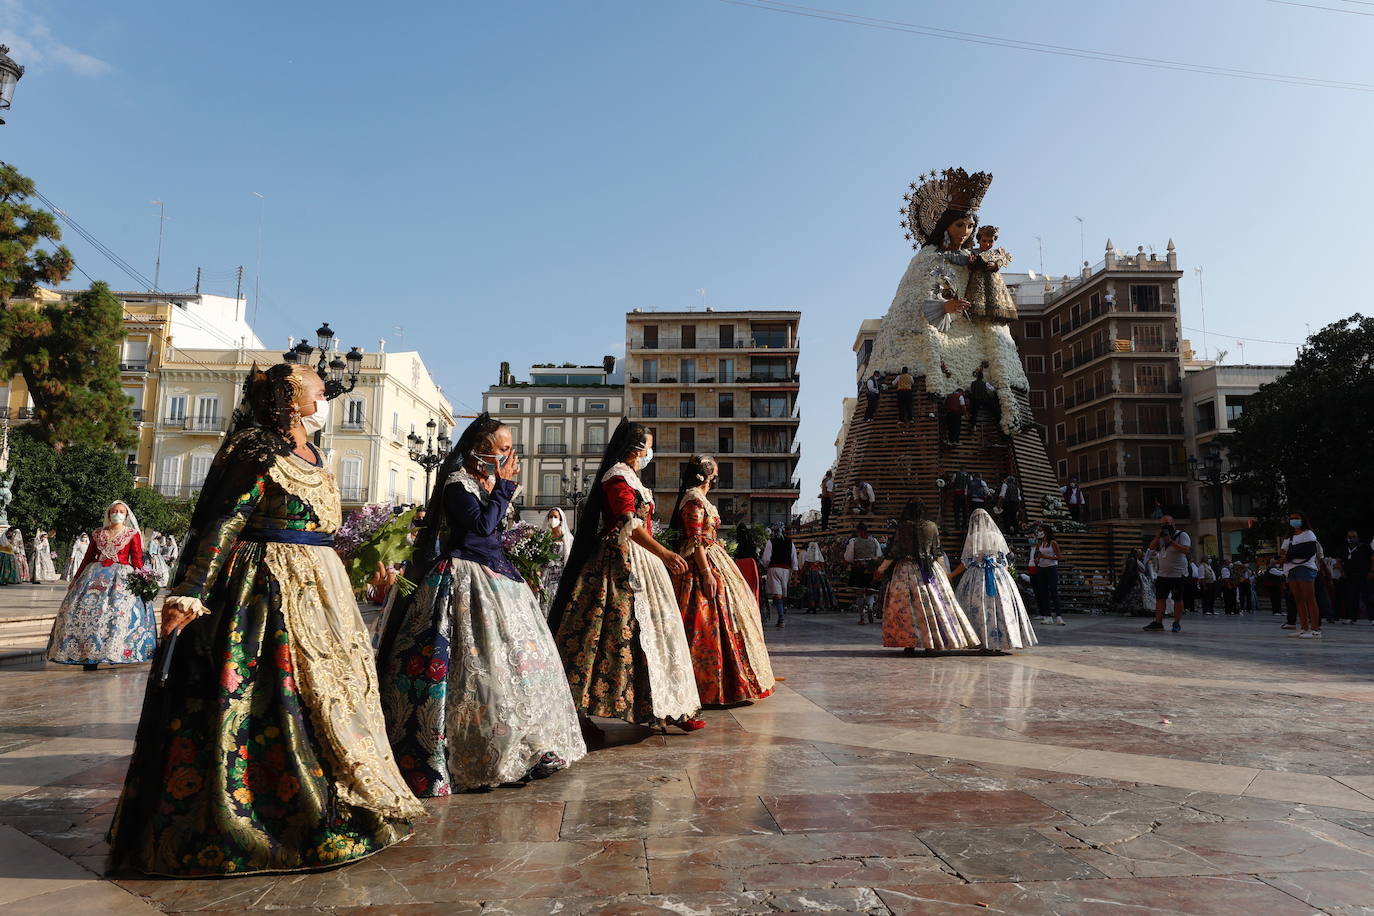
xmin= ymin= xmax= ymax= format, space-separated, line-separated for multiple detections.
xmin=125 ymin=487 xmax=191 ymax=537
xmin=1228 ymin=314 xmax=1374 ymax=539
xmin=55 ymin=442 xmax=136 ymax=538
xmin=0 ymin=164 xmax=132 ymax=449
xmin=4 ymin=427 xmax=62 ymax=537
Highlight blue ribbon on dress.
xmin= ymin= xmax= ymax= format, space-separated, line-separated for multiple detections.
xmin=240 ymin=529 xmax=336 ymax=547
xmin=971 ymin=555 xmax=1003 ymax=597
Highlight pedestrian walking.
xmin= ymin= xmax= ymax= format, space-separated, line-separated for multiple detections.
xmin=801 ymin=541 xmax=837 ymax=612
xmin=1142 ymin=515 xmax=1191 ymax=632
xmin=1279 ymin=511 xmax=1323 ymax=638
xmin=1030 ymin=524 xmax=1066 ymax=625
xmin=1199 ymin=559 xmax=1217 ymax=614
xmin=879 ymin=500 xmax=980 ymax=654
xmin=845 ymin=523 xmax=884 ymax=625
xmin=760 ymin=524 xmax=799 ymax=629
xmin=1339 ymin=530 xmax=1372 ymax=622
xmin=995 ymin=473 xmax=1023 ymax=535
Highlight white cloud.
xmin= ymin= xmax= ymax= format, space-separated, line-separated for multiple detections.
xmin=0 ymin=0 xmax=112 ymax=77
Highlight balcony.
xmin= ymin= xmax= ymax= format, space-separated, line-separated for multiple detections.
xmin=154 ymin=484 xmax=204 ymax=498
xmin=341 ymin=419 xmax=366 ymax=431
xmin=533 ymin=494 xmax=565 ymax=507
xmin=162 ymin=416 xmax=228 ymax=433
xmin=1063 ymin=379 xmax=1183 ymax=411
xmin=629 ymin=336 xmax=748 ymax=351
xmin=750 ymin=478 xmax=802 ymax=491
xmin=1064 ymin=339 xmax=1179 ymax=373
xmin=119 ymin=361 xmax=149 ymax=373
xmin=1060 ymin=299 xmax=1178 ymax=337
xmin=340 ymin=486 xmax=370 ymax=503
xmin=129 ymin=409 xmax=145 ymax=423
xmin=1064 ymin=417 xmax=1185 ymax=448
xmin=580 ymin=442 xmax=607 ymax=455
xmin=628 ymin=373 xmax=801 ymax=386
xmin=1078 ymin=460 xmax=1190 ymax=483
xmin=537 ymin=443 xmax=568 ymax=455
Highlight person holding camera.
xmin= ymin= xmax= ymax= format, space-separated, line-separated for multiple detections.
xmin=1143 ymin=515 xmax=1191 ymax=632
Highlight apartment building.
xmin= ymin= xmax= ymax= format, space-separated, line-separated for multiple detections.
xmin=483 ymin=361 xmax=624 ymax=524
xmin=151 ymin=347 xmax=454 ymax=508
xmin=1182 ymin=363 xmax=1288 ymax=558
xmin=623 ymin=309 xmax=801 ymax=527
xmin=1011 ymin=241 xmax=1188 ymax=528
xmin=0 ymin=288 xmax=264 ymax=483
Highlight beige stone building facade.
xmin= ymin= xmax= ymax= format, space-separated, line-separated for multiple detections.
xmin=150 ymin=347 xmax=454 ymax=508
xmin=623 ymin=309 xmax=802 ymax=527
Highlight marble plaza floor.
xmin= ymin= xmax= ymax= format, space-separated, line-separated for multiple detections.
xmin=2 ymin=606 xmax=1374 ymax=914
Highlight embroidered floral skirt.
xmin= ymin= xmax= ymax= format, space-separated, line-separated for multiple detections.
xmin=107 ymin=541 xmax=419 ymax=877
xmin=0 ymin=552 xmax=20 ymax=585
xmin=377 ymin=558 xmax=586 ymax=795
xmin=881 ymin=559 xmax=980 ymax=651
xmin=47 ymin=563 xmax=156 ymax=665
xmin=955 ymin=563 xmax=1037 ymax=651
xmin=555 ymin=538 xmax=701 ymax=724
xmin=673 ymin=543 xmax=775 ymax=706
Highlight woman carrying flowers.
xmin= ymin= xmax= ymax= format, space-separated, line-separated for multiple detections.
xmin=376 ymin=414 xmax=585 ymax=794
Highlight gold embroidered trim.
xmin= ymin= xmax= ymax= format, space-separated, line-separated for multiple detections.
xmin=268 ymin=455 xmax=342 ymax=532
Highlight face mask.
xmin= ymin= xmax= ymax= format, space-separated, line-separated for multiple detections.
xmin=636 ymin=447 xmax=654 ymax=471
xmin=110 ymin=512 xmax=127 ymax=525
xmin=474 ymin=452 xmax=509 ymax=477
xmin=1289 ymin=519 xmax=1302 ymax=529
xmin=300 ymin=399 xmax=329 ymax=434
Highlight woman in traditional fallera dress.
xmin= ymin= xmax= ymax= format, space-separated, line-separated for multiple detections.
xmin=30 ymin=530 xmax=59 ymax=582
xmin=801 ymin=541 xmax=838 ymax=613
xmin=669 ymin=456 xmax=775 ymax=706
xmin=540 ymin=506 xmax=573 ymax=616
xmin=64 ymin=533 xmax=89 ymax=579
xmin=548 ymin=421 xmax=704 ymax=733
xmin=0 ymin=534 xmax=20 ymax=585
xmin=47 ymin=503 xmax=156 ymax=670
xmin=9 ymin=529 xmax=29 ymax=582
xmin=107 ymin=364 xmax=422 ymax=877
xmin=377 ymin=415 xmax=586 ymax=794
xmin=951 ymin=509 xmax=1037 ymax=651
xmin=879 ymin=500 xmax=980 ymax=654
xmin=145 ymin=530 xmax=171 ymax=586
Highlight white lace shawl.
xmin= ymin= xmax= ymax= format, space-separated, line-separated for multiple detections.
xmin=960 ymin=508 xmax=1010 ymax=564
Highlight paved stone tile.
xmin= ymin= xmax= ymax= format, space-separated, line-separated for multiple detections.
xmin=409 ymin=799 xmax=564 ymax=845
xmin=1257 ymin=868 xmax=1374 ymax=914
xmin=687 ymin=762 xmax=947 ymax=798
xmin=761 ymin=790 xmax=1067 ymax=833
xmin=1023 ymin=785 xmax=1226 ymax=826
xmin=876 ymin=874 xmax=1323 ymax=914
xmin=560 ymin=794 xmax=780 ymax=840
xmin=918 ymin=826 xmax=1108 ymax=882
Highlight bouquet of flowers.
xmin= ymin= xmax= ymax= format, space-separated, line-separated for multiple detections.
xmin=500 ymin=523 xmax=561 ymax=587
xmin=652 ymin=520 xmax=681 ymax=551
xmin=336 ymin=502 xmax=398 ymax=559
xmin=126 ymin=567 xmax=162 ymax=604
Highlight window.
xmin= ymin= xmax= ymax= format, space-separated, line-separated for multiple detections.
xmin=159 ymin=455 xmax=182 ymax=495
xmin=1130 ymin=284 xmax=1162 ymax=311
xmin=503 ymin=401 xmax=521 ymax=410
xmin=407 ymin=476 xmax=416 ymax=502
xmin=1134 ymin=364 xmax=1167 ymax=393
xmin=1024 ymin=321 xmax=1043 ymax=339
xmin=679 ymin=393 xmax=696 ymax=418
xmin=679 ymin=427 xmax=695 ymax=453
xmin=1050 ymin=316 xmax=1061 ymax=335
xmin=1139 ymin=445 xmax=1173 ymax=476
xmin=718 ymin=392 xmax=734 ymax=418
xmin=1137 ymin=404 xmax=1169 ymax=435
xmin=718 ymin=461 xmax=735 ymax=489
xmin=541 ymin=472 xmax=561 ymax=500
xmin=194 ymin=396 xmax=220 ymax=430
xmin=1057 ymin=459 xmax=1068 ymax=479
xmin=751 ymin=323 xmax=789 ymax=348
xmin=640 ymin=463 xmax=656 ymax=488
xmin=641 ymin=359 xmax=658 ymax=383
xmin=681 ymin=325 xmax=696 ymax=349
xmin=1132 ymin=324 xmax=1164 ymax=351
xmin=388 ymin=468 xmax=399 ymax=502
xmin=587 ymin=400 xmax=608 ymax=411
xmin=345 ymin=398 xmax=366 ymax=428
xmin=1052 ymin=351 xmax=1063 ymax=371
xmin=585 ymin=424 xmax=607 ymax=448
xmin=541 ymin=424 xmax=564 ymax=447
xmin=1053 ymin=386 xmax=1064 ymax=406
xmin=751 ymin=428 xmax=791 ymax=454
xmin=1192 ymin=401 xmax=1214 ymax=433
xmin=751 ymin=357 xmax=791 ymax=380
xmin=751 ymin=459 xmax=791 ymax=488
xmin=719 ymin=324 xmax=736 ymax=348
xmin=1025 ymin=355 xmax=1045 ymax=374
xmin=392 ymin=411 xmax=401 ymax=437
xmin=545 ymin=401 xmax=565 ymax=411
xmin=718 ymin=496 xmax=737 ymax=522
xmin=189 ymin=454 xmax=212 ymax=488
xmin=679 ymin=359 xmax=697 ymax=384
xmin=1054 ymin=423 xmax=1066 ymax=444
xmin=641 ymin=393 xmax=658 ymax=418
xmin=1224 ymin=395 xmax=1249 ymax=425
xmin=122 ymin=338 xmax=149 ymax=365
xmin=718 ymin=358 xmax=735 ymax=380
xmin=751 ymin=500 xmax=791 ymax=526
xmin=340 ymin=457 xmax=363 ymax=501
xmin=1069 ymin=303 xmax=1081 ymax=327
xmin=642 ymin=325 xmax=659 ymax=349
xmin=750 ymin=394 xmax=789 ymax=418
xmin=718 ymin=428 xmax=735 ymax=453
xmin=1029 ymin=390 xmax=1047 ymax=409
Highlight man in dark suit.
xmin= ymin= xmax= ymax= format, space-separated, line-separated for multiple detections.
xmin=1339 ymin=530 xmax=1372 ymax=623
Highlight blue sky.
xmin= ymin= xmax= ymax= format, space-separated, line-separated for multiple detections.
xmin=4 ymin=0 xmax=1371 ymax=507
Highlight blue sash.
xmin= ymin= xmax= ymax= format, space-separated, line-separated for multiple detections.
xmin=240 ymin=529 xmax=336 ymax=547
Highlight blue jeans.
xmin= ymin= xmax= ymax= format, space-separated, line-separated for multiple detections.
xmin=769 ymin=595 xmax=786 ymax=624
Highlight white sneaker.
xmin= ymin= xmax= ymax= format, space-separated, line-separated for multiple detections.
xmin=1311 ymin=630 xmax=1323 ymax=638
xmin=1289 ymin=630 xmax=1307 ymax=637
xmin=1298 ymin=631 xmax=1317 ymax=639
xmin=1054 ymin=616 xmax=1067 ymax=626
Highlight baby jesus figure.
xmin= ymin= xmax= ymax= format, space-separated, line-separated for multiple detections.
xmin=965 ymin=225 xmax=1018 ymax=323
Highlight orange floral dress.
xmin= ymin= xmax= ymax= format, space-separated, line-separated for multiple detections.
xmin=672 ymin=490 xmax=776 ymax=705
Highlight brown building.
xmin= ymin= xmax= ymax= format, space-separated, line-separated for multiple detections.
xmin=623 ymin=309 xmax=802 ymax=527
xmin=1010 ymin=241 xmax=1187 ymax=531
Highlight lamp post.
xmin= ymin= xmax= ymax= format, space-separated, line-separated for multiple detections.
xmin=561 ymin=463 xmax=594 ymax=519
xmin=408 ymin=418 xmax=450 ymax=503
xmin=0 ymin=46 xmax=24 ymax=125
xmin=1188 ymin=441 xmax=1242 ymax=563
xmin=281 ymin=324 xmax=364 ymax=447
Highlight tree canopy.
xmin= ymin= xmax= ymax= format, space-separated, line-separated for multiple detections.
xmin=0 ymin=164 xmax=133 ymax=448
xmin=1228 ymin=314 xmax=1374 ymax=540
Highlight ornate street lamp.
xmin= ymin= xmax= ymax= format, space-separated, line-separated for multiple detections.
xmin=408 ymin=417 xmax=450 ymax=502
xmin=0 ymin=46 xmax=24 ymax=125
xmin=283 ymin=324 xmax=362 ymax=400
xmin=561 ymin=463 xmax=594 ymax=518
xmin=1188 ymin=441 xmax=1243 ymax=563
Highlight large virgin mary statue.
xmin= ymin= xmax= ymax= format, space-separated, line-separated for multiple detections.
xmin=866 ymin=168 xmax=1029 ymax=433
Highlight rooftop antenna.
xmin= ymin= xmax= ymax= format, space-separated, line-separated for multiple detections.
xmin=1193 ymin=266 xmax=1209 ymax=360
xmin=252 ymin=192 xmax=265 ymax=328
xmin=1033 ymin=235 xmax=1045 ymax=275
xmin=1236 ymin=339 xmax=1245 ymax=364
xmin=150 ymin=200 xmax=167 ymax=291
xmin=393 ymin=326 xmax=405 ymax=348
xmin=1074 ymin=217 xmax=1084 ymax=266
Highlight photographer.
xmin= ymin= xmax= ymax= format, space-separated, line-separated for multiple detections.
xmin=1143 ymin=515 xmax=1192 ymax=633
